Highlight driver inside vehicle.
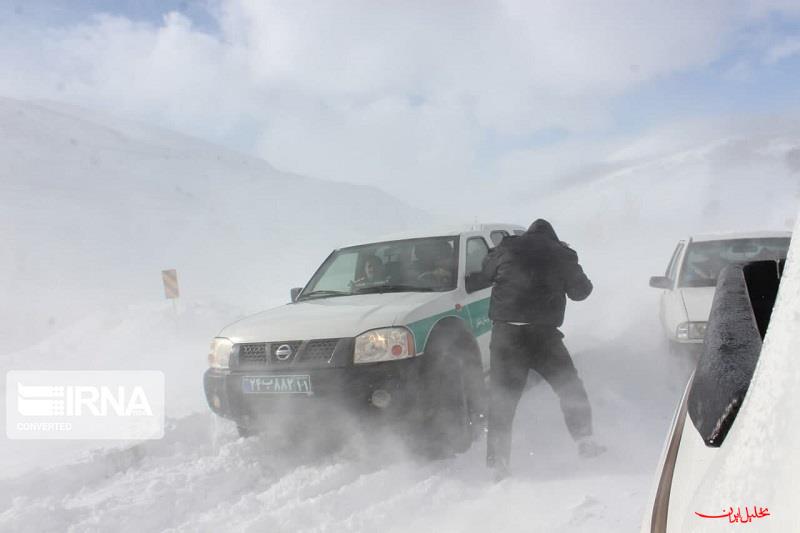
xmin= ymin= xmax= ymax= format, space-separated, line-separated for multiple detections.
xmin=414 ymin=240 xmax=456 ymax=289
xmin=685 ymin=253 xmax=724 ymax=283
xmin=352 ymin=255 xmax=386 ymax=288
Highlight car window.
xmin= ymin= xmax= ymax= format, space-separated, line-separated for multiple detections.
xmin=489 ymin=230 xmax=508 ymax=246
xmin=678 ymin=238 xmax=790 ymax=288
xmin=466 ymin=237 xmax=490 ymax=275
xmin=665 ymin=242 xmax=684 ymax=281
xmin=310 ymin=251 xmax=358 ymax=293
xmin=301 ymin=236 xmax=459 ymax=298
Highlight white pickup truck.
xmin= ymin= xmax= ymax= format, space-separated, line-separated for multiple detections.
xmin=204 ymin=223 xmax=524 ymax=455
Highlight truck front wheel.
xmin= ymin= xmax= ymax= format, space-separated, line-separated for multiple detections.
xmin=413 ymin=336 xmax=475 ymax=458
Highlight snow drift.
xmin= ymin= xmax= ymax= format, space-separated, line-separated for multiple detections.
xmin=0 ymin=97 xmax=429 ymax=354
xmin=1 ymin=97 xmax=798 ymax=532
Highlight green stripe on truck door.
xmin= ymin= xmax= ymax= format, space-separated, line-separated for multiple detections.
xmin=406 ymin=297 xmax=491 ymax=354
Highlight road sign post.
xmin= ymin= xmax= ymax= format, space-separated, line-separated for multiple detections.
xmin=161 ymin=269 xmax=180 ymax=321
xmin=161 ymin=269 xmax=179 ymax=299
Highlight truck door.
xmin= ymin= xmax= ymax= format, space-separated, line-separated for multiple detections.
xmin=462 ymin=234 xmax=493 ymax=369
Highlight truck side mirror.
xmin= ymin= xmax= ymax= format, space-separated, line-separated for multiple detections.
xmin=649 ymin=276 xmax=672 ymax=289
xmin=290 ymin=287 xmax=303 ymax=302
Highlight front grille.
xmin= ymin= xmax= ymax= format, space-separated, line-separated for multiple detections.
xmin=300 ymin=339 xmax=339 ymax=363
xmin=235 ymin=338 xmax=342 ymax=368
xmin=239 ymin=343 xmax=267 ymax=363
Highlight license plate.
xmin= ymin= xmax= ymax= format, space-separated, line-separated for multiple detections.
xmin=242 ymin=375 xmax=312 ymax=395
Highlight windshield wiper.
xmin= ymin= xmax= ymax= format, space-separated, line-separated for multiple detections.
xmin=353 ymin=284 xmax=434 ymax=294
xmin=298 ymin=290 xmax=350 ymax=300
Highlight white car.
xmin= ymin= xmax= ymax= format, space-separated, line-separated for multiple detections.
xmin=641 ymin=254 xmax=788 ymax=532
xmin=204 ymin=223 xmax=524 ymax=455
xmin=649 ymin=231 xmax=790 ymax=354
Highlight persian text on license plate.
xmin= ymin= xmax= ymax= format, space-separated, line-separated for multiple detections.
xmin=242 ymin=375 xmax=312 ymax=394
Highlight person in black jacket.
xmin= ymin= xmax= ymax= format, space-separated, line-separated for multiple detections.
xmin=482 ymin=219 xmax=604 ymax=479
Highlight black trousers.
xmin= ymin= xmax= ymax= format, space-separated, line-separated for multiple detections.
xmin=486 ymin=321 xmax=593 ymax=468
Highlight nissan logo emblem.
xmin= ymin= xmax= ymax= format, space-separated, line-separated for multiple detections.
xmin=275 ymin=344 xmax=293 ymax=361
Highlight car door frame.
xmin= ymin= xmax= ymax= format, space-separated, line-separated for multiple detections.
xmin=660 ymin=240 xmax=688 ymax=341
xmin=459 ymin=231 xmax=495 ymax=370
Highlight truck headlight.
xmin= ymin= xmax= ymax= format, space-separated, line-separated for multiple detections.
xmin=209 ymin=337 xmax=233 ymax=369
xmin=676 ymin=321 xmax=707 ymax=340
xmin=354 ymin=327 xmax=416 ymax=364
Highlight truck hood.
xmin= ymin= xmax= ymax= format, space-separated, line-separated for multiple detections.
xmin=680 ymin=287 xmax=716 ymax=323
xmin=219 ymin=292 xmax=446 ymax=343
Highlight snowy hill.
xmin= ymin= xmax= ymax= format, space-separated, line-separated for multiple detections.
xmin=0 ymin=97 xmax=429 ymax=353
xmin=498 ymin=132 xmax=800 ymax=340
xmin=530 ymin=134 xmax=799 ymax=239
xmin=513 ymin=131 xmax=800 ymax=261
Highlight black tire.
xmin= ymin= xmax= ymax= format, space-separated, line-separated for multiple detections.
xmin=414 ymin=332 xmax=482 ymax=458
xmin=460 ymin=339 xmax=488 ymax=442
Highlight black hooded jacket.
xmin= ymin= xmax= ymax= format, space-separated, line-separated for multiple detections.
xmin=481 ymin=219 xmax=593 ymax=327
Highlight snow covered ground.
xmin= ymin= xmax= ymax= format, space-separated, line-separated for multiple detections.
xmin=2 ymin=97 xmax=798 ymax=532
xmin=0 ymin=298 xmax=684 ymax=532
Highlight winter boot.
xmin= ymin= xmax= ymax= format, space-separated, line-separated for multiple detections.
xmin=577 ymin=437 xmax=606 ymax=458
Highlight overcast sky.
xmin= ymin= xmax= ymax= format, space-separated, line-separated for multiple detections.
xmin=3 ymin=0 xmax=800 ymax=212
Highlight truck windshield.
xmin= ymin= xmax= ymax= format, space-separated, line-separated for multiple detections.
xmin=678 ymin=237 xmax=790 ymax=288
xmin=299 ymin=236 xmax=459 ymax=300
